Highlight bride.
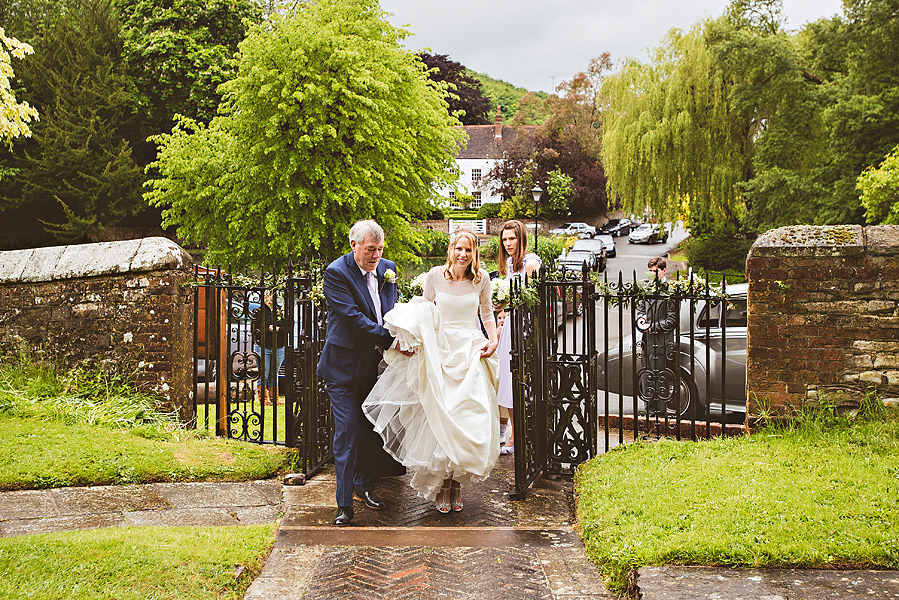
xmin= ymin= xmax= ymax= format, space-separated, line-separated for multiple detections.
xmin=362 ymin=230 xmax=500 ymax=513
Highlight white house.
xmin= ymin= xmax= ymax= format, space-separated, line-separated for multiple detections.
xmin=438 ymin=108 xmax=536 ymax=210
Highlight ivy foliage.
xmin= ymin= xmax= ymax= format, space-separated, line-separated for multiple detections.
xmin=146 ymin=0 xmax=463 ymax=269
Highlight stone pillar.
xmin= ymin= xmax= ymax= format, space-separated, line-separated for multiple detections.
xmin=746 ymin=225 xmax=899 ymax=415
xmin=0 ymin=237 xmax=195 ymax=420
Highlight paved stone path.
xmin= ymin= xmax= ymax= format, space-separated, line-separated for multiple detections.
xmin=3 ymin=454 xmax=899 ymax=599
xmin=244 ymin=454 xmax=615 ymax=599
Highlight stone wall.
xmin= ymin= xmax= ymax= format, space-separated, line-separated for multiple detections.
xmin=746 ymin=225 xmax=899 ymax=413
xmin=0 ymin=238 xmax=194 ymax=419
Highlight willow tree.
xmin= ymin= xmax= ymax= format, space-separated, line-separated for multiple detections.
xmin=601 ymin=25 xmax=748 ymax=234
xmin=145 ymin=0 xmax=462 ymax=268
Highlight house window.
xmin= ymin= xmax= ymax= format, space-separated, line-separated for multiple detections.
xmin=448 ymin=190 xmax=461 ymax=210
xmin=471 ymin=192 xmax=482 ymax=209
xmin=471 ymin=169 xmax=481 ymax=183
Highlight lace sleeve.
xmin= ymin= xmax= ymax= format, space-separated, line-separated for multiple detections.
xmin=479 ymin=275 xmax=495 ymax=325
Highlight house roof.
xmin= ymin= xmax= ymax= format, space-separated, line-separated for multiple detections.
xmin=457 ymin=123 xmax=536 ymax=160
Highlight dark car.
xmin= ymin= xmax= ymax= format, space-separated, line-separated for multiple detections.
xmin=594 ymin=234 xmax=616 ymax=258
xmin=599 ymin=218 xmax=632 ymax=237
xmin=558 ymin=249 xmax=602 ymax=272
xmin=570 ymin=239 xmax=607 ymax=272
xmin=597 ymin=283 xmax=748 ymax=418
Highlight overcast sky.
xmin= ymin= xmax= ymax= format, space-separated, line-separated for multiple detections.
xmin=379 ymin=0 xmax=846 ymax=93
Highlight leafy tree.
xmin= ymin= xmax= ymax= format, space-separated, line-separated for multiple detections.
xmin=509 ymin=91 xmax=547 ymax=126
xmin=544 ymin=168 xmax=572 ymax=215
xmin=0 ymin=0 xmax=143 ymax=243
xmin=115 ymin=0 xmax=261 ymax=164
xmin=857 ymin=143 xmax=899 ymax=224
xmin=145 ymin=0 xmax=463 ymax=269
xmin=417 ymin=52 xmax=490 ymax=125
xmin=0 ymin=28 xmax=39 ymax=145
xmin=487 ymin=55 xmax=608 ymax=219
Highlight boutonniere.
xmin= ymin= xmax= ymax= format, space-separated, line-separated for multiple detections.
xmin=381 ymin=269 xmax=396 ymax=289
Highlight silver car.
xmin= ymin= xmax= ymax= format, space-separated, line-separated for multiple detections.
xmin=596 ymin=283 xmax=747 ymax=418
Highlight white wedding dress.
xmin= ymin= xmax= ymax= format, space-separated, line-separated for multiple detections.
xmin=362 ymin=266 xmax=500 ymax=501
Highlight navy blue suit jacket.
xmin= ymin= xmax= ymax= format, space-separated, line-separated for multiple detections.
xmin=316 ymin=252 xmax=398 ymax=385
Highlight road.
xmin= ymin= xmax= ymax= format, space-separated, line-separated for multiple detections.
xmin=552 ymin=222 xmax=737 ymax=425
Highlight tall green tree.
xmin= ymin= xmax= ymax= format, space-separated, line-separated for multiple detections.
xmin=418 ymin=52 xmax=491 ymax=125
xmin=116 ymin=0 xmax=261 ymax=164
xmin=857 ymin=143 xmax=899 ymax=224
xmin=0 ymin=0 xmax=143 ymax=244
xmin=145 ymin=0 xmax=463 ymax=269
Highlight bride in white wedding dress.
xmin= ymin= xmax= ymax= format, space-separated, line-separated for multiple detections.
xmin=362 ymin=230 xmax=500 ymax=513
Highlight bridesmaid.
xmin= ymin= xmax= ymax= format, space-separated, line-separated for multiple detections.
xmin=495 ymin=220 xmax=542 ymax=454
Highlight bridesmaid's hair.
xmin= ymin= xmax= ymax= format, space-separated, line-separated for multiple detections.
xmin=444 ymin=230 xmax=483 ymax=284
xmin=498 ymin=220 xmax=527 ymax=276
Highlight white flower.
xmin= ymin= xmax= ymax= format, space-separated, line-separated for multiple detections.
xmin=410 ymin=272 xmax=428 ymax=297
xmin=383 ymin=269 xmax=396 ymax=284
xmin=491 ymin=277 xmax=511 ymax=307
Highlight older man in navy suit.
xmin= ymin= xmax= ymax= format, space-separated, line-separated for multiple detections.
xmin=317 ymin=220 xmax=409 ymax=526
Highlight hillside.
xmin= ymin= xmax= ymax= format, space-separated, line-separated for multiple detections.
xmin=468 ymin=70 xmax=549 ymax=125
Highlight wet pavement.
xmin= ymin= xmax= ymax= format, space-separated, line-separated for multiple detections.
xmin=2 ymin=455 xmax=898 ymax=599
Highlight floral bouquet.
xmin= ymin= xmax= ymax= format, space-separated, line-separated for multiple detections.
xmin=491 ymin=276 xmax=510 ymax=309
xmin=408 ymin=272 xmax=428 ymax=297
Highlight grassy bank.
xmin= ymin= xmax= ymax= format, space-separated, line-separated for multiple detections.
xmin=0 ymin=352 xmax=295 ymax=491
xmin=0 ymin=525 xmax=276 ymax=599
xmin=575 ymin=400 xmax=899 ymax=595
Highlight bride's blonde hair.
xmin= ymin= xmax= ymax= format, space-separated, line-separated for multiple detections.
xmin=444 ymin=230 xmax=483 ymax=284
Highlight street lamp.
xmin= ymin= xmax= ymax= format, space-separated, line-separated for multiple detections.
xmin=531 ymin=185 xmax=543 ymax=253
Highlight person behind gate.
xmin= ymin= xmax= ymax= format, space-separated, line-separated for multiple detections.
xmin=316 ymin=220 xmax=411 ymax=527
xmin=635 ymin=257 xmax=676 ymax=417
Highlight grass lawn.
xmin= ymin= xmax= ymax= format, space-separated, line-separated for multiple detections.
xmin=0 ymin=525 xmax=276 ymax=599
xmin=575 ymin=402 xmax=899 ymax=595
xmin=0 ymin=414 xmax=294 ymax=490
xmin=0 ymin=351 xmax=296 ymax=490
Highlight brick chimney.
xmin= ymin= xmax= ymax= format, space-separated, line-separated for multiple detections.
xmin=494 ymin=106 xmax=502 ymax=139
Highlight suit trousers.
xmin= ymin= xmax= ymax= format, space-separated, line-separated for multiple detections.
xmin=328 ymin=380 xmax=384 ymax=508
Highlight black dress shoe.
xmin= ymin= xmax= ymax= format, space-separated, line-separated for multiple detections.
xmin=353 ymin=490 xmax=387 ymax=511
xmin=333 ymin=507 xmax=353 ymax=526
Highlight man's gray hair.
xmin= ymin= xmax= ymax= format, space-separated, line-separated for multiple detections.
xmin=349 ymin=220 xmax=384 ymax=245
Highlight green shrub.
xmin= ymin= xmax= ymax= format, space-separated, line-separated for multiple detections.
xmin=477 ymin=202 xmax=502 ymax=219
xmin=683 ymin=234 xmax=753 ymax=272
xmin=412 ymin=227 xmax=449 ymax=257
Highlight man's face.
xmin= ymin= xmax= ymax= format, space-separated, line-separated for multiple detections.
xmin=351 ymin=236 xmax=384 ymax=272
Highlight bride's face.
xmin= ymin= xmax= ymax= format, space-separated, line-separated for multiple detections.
xmin=453 ymin=236 xmax=474 ymax=269
xmin=501 ymin=229 xmax=519 ymax=256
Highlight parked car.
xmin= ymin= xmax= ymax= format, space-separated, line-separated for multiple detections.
xmin=548 ymin=222 xmax=596 ymax=238
xmin=570 ymin=239 xmax=607 ymax=272
xmin=628 ymin=223 xmax=668 ymax=244
xmin=557 ymin=249 xmax=603 ymax=272
xmin=594 ymin=234 xmax=616 ymax=258
xmin=599 ymin=218 xmax=632 ymax=237
xmin=596 ymin=283 xmax=748 ymax=418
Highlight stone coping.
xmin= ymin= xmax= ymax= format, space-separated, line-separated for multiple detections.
xmin=0 ymin=237 xmax=193 ymax=284
xmin=750 ymin=224 xmax=899 ymax=257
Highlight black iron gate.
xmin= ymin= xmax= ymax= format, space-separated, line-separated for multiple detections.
xmin=510 ymin=268 xmax=746 ymax=498
xmin=191 ymin=262 xmax=332 ymax=477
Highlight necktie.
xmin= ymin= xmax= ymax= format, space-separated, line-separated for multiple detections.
xmin=366 ymin=271 xmax=382 ymax=326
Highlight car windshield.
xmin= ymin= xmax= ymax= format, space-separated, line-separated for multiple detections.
xmin=635 ymin=224 xmax=651 ymax=231
xmin=565 ymin=251 xmax=592 ymax=260
xmin=561 ymin=223 xmax=574 ymax=228
xmin=572 ymin=240 xmax=602 ymax=250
